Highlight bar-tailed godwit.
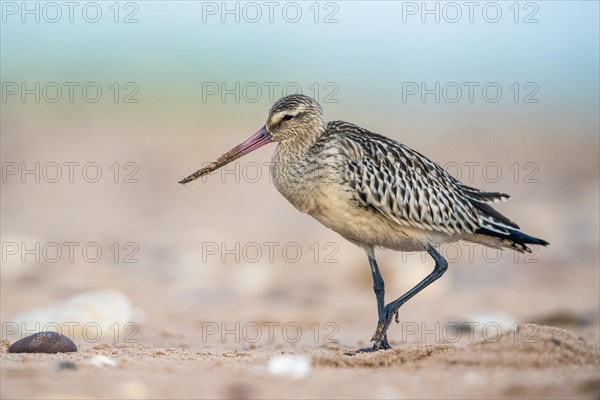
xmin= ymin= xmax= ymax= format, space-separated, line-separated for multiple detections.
xmin=180 ymin=94 xmax=549 ymax=351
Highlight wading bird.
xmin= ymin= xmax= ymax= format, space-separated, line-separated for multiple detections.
xmin=179 ymin=94 xmax=548 ymax=351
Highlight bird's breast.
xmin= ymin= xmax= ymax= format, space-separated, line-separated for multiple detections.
xmin=270 ymin=148 xmax=338 ymax=214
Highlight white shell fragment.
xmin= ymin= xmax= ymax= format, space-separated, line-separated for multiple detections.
xmin=86 ymin=355 xmax=118 ymax=367
xmin=267 ymin=355 xmax=311 ymax=379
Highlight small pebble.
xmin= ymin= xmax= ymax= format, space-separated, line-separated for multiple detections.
xmin=8 ymin=332 xmax=77 ymax=354
xmin=267 ymin=355 xmax=311 ymax=379
xmin=87 ymin=355 xmax=117 ymax=367
xmin=55 ymin=361 xmax=77 ymax=371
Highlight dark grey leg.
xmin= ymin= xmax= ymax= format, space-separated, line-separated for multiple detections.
xmin=368 ymin=255 xmax=391 ymax=350
xmin=371 ymin=243 xmax=448 ymax=350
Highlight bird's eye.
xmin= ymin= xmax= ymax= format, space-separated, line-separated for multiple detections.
xmin=282 ymin=114 xmax=294 ymax=121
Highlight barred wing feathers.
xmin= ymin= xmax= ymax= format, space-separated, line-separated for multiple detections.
xmin=326 ymin=122 xmax=543 ymax=251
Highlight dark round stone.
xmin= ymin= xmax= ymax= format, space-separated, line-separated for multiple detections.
xmin=8 ymin=332 xmax=77 ymax=354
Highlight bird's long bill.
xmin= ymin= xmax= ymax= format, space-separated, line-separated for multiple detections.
xmin=178 ymin=126 xmax=273 ymax=185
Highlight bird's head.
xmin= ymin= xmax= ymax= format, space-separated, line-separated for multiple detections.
xmin=179 ymin=94 xmax=326 ymax=184
xmin=266 ymin=94 xmax=326 ymax=142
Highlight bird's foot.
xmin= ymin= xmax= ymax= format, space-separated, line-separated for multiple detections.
xmin=345 ymin=335 xmax=391 ymax=355
xmin=370 ymin=304 xmax=400 ymax=350
xmin=371 ymin=336 xmax=393 ymax=351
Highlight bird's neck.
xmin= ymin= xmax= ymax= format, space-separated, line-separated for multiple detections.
xmin=276 ymin=124 xmax=326 ymax=160
xmin=270 ymin=125 xmax=326 ymax=215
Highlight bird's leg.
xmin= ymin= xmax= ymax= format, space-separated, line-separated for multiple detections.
xmin=350 ymin=252 xmax=392 ymax=354
xmin=368 ymin=255 xmax=391 ymax=350
xmin=371 ymin=243 xmax=448 ymax=350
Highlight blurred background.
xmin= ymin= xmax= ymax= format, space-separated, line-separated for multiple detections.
xmin=1 ymin=1 xmax=598 ymax=351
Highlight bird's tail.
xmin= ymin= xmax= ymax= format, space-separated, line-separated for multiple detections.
xmin=475 ymin=226 xmax=549 ymax=253
xmin=468 ymin=198 xmax=549 ymax=253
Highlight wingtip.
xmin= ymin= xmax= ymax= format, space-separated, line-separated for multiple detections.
xmin=492 ymin=193 xmax=511 ymax=203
